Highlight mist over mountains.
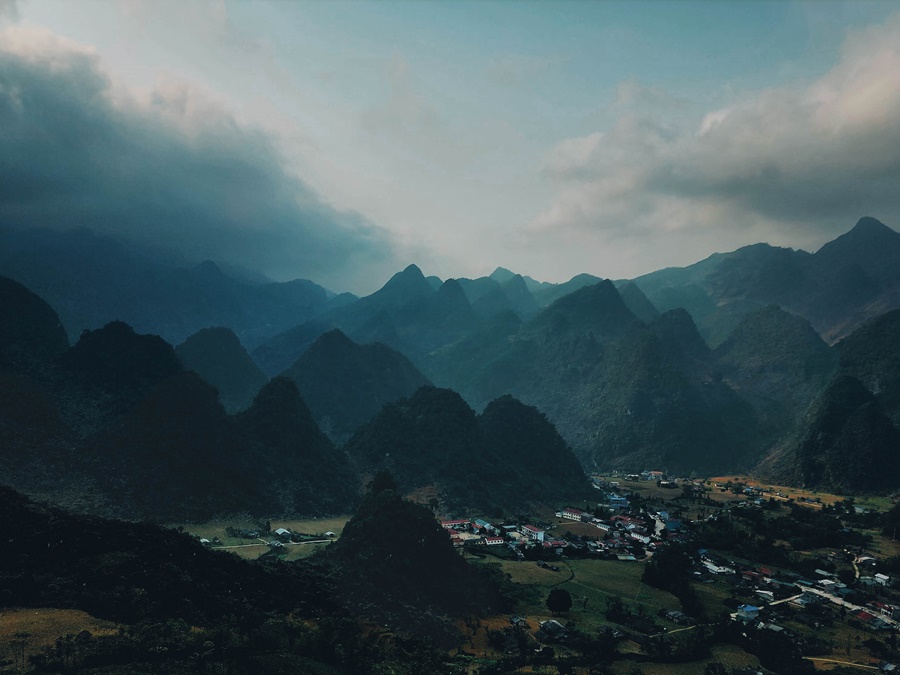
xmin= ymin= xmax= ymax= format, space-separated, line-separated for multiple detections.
xmin=1 ymin=216 xmax=900 ymax=511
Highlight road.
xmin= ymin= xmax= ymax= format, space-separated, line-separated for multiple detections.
xmin=213 ymin=538 xmax=333 ymax=550
xmin=805 ymin=587 xmax=900 ymax=629
xmin=802 ymin=657 xmax=879 ymax=670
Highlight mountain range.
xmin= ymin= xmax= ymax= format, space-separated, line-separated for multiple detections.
xmin=1 ymin=216 xmax=900 ymax=497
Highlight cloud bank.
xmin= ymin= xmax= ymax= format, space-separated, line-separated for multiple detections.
xmin=534 ymin=13 xmax=900 ymax=270
xmin=0 ymin=24 xmax=398 ymax=292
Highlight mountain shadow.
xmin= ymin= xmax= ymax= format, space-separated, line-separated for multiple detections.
xmin=324 ymin=483 xmax=512 ymax=646
xmin=757 ymin=375 xmax=900 ymax=494
xmin=176 ymin=326 xmax=268 ymax=413
xmin=282 ymin=329 xmax=431 ymax=444
xmin=343 ymin=386 xmax=590 ymax=513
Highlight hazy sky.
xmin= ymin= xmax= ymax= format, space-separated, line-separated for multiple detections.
xmin=2 ymin=0 xmax=899 ymax=293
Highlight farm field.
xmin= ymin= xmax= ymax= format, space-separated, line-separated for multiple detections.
xmin=708 ymin=476 xmax=896 ymax=513
xmin=178 ymin=515 xmax=350 ymax=561
xmin=0 ymin=608 xmax=119 ymax=665
xmin=472 ymin=556 xmax=682 ymax=634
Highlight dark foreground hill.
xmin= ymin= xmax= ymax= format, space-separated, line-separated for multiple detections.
xmin=324 ymin=482 xmax=512 ymax=645
xmin=0 ymin=484 xmax=505 ymax=672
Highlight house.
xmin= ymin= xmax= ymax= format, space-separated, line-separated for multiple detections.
xmin=519 ymin=524 xmax=545 ymax=542
xmin=736 ymin=605 xmax=760 ymax=622
xmin=608 ymin=495 xmax=629 ymax=509
xmin=665 ymin=610 xmax=690 ymax=625
xmin=560 ymin=507 xmax=590 ymax=522
xmin=875 ymin=573 xmax=891 ymax=586
xmin=536 ymin=619 xmax=568 ymax=642
xmin=754 ymin=590 xmax=775 ymax=604
xmin=440 ymin=519 xmax=469 ymax=530
xmin=484 ymin=536 xmax=505 ymax=546
xmin=273 ymin=527 xmax=291 ymax=538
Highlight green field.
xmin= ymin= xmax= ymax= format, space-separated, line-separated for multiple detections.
xmin=475 ymin=556 xmax=683 ymax=634
xmin=177 ymin=515 xmax=350 ymax=561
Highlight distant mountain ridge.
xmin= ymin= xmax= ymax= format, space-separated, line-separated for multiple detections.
xmin=4 ymin=216 xmax=900 ymax=494
xmin=0 ymin=226 xmax=343 ymax=349
xmin=631 ymin=217 xmax=900 ymax=346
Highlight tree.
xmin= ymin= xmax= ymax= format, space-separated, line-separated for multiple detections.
xmin=546 ymin=588 xmax=573 ymax=615
xmin=368 ymin=470 xmax=397 ymax=495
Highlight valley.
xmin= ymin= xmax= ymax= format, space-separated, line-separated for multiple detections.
xmin=1 ymin=217 xmax=900 ymax=673
xmin=6 ymin=474 xmax=899 ymax=673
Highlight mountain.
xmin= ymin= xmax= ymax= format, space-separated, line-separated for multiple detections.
xmin=250 ymin=319 xmax=335 ymax=377
xmin=0 ymin=226 xmax=336 ymax=349
xmin=343 ymin=386 xmax=591 ymax=512
xmin=757 ymin=375 xmax=900 ymax=493
xmin=0 ymin=275 xmax=69 ymax=374
xmin=426 ymin=280 xmax=639 ymax=412
xmin=632 ymin=217 xmax=900 ymax=346
xmin=617 ymin=281 xmax=660 ymax=324
xmin=79 ymin=370 xmax=251 ymax=521
xmin=325 ymin=484 xmax=510 ymax=646
xmin=252 ymin=265 xmax=480 ymax=374
xmin=281 ymin=329 xmax=432 ymax=444
xmin=0 ymin=278 xmax=361 ymax=520
xmin=54 ymin=321 xmax=184 ymax=438
xmin=714 ymin=306 xmax=837 ymax=443
xmin=571 ymin=319 xmax=759 ymax=474
xmin=176 ymin=327 xmax=268 ymax=413
xmin=532 ymin=272 xmax=605 ymax=307
xmin=424 ymin=284 xmax=763 ymax=475
xmin=836 ymin=308 xmax=900 ymax=426
xmin=234 ymin=377 xmax=359 ymax=515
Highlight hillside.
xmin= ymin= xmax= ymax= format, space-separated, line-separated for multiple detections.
xmin=343 ymin=386 xmax=591 ymax=513
xmin=0 ymin=484 xmax=489 ymax=671
xmin=836 ymin=308 xmax=900 ymax=426
xmin=325 ymin=483 xmax=510 ymax=644
xmin=632 ymin=217 xmax=900 ymax=346
xmin=713 ymin=306 xmax=837 ymax=443
xmin=281 ymin=329 xmax=431 ymax=443
xmin=758 ymin=375 xmax=900 ymax=493
xmin=176 ymin=326 xmax=268 ymax=413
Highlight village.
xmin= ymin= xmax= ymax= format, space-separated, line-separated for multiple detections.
xmin=430 ymin=472 xmax=900 ymax=672
xmin=180 ymin=472 xmax=900 ymax=671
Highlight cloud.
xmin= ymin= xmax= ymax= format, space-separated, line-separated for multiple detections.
xmin=0 ymin=24 xmax=398 ymax=292
xmin=0 ymin=0 xmax=18 ymax=22
xmin=533 ymin=12 xmax=900 ymax=261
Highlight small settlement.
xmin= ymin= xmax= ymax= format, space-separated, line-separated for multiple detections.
xmin=437 ymin=470 xmax=900 ymax=668
xmin=439 ymin=473 xmax=690 ymax=565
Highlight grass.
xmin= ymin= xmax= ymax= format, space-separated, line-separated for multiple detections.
xmin=177 ymin=515 xmax=351 ymax=556
xmin=474 ymin=557 xmax=683 ymax=635
xmin=708 ymin=476 xmax=897 ymax=513
xmin=0 ymin=608 xmax=119 ymax=664
xmin=178 ymin=515 xmax=350 ymax=546
xmin=608 ymin=644 xmax=760 ymax=675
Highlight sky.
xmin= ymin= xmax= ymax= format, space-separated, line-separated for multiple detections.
xmin=2 ymin=0 xmax=900 ymax=294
